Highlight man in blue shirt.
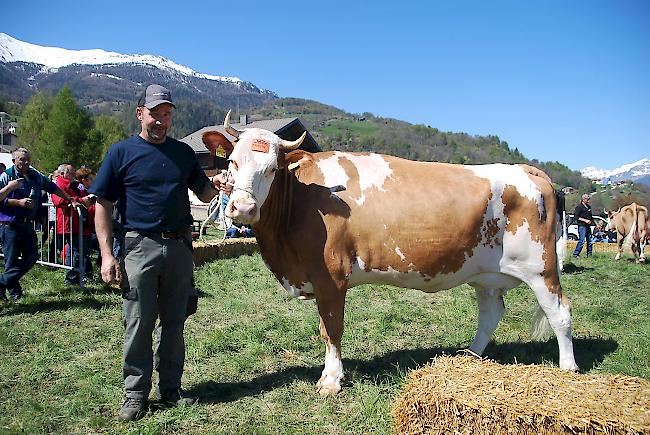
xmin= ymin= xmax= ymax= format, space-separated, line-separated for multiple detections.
xmin=0 ymin=148 xmax=75 ymax=301
xmin=91 ymin=84 xmax=230 ymax=421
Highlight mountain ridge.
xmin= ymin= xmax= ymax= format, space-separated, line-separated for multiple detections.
xmin=581 ymin=158 xmax=650 ymax=184
xmin=0 ymin=33 xmax=276 ymax=111
xmin=0 ymin=32 xmax=247 ymax=86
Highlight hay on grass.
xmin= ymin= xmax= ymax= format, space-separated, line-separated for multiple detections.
xmin=392 ymin=355 xmax=650 ymax=434
xmin=192 ymin=237 xmax=258 ymax=265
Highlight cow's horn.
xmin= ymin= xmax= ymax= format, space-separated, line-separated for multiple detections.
xmin=278 ymin=131 xmax=306 ymax=150
xmin=223 ymin=110 xmax=241 ymax=139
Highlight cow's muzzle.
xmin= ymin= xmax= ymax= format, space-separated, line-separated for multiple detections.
xmin=227 ymin=198 xmax=258 ymax=224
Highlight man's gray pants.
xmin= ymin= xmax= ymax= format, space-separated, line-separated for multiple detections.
xmin=121 ymin=230 xmax=193 ymax=401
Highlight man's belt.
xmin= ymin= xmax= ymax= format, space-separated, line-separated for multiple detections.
xmin=130 ymin=228 xmax=187 ymax=239
xmin=0 ymin=216 xmax=34 ymax=225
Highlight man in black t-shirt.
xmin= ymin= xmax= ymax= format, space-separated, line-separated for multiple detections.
xmin=572 ymin=193 xmax=593 ymax=258
xmin=91 ymin=84 xmax=231 ymax=421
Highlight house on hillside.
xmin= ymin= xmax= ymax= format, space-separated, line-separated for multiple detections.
xmin=181 ymin=115 xmax=320 ymax=177
xmin=562 ymin=186 xmax=576 ymax=195
xmin=1 ymin=121 xmax=18 ymax=151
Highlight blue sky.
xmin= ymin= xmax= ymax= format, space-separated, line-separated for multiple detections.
xmin=4 ymin=0 xmax=649 ymax=171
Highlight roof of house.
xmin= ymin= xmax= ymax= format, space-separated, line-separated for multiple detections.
xmin=181 ymin=117 xmax=320 ymax=153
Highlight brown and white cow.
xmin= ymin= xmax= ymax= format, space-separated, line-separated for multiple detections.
xmin=216 ymin=111 xmax=578 ymax=396
xmin=607 ymin=202 xmax=648 ymax=262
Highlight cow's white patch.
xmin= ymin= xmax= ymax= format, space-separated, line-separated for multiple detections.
xmin=281 ymin=277 xmax=314 ymax=300
xmin=465 ymin=164 xmax=545 ymax=218
xmin=499 ymin=220 xmax=546 ymax=279
xmin=316 ymin=152 xmax=393 ymax=205
xmin=317 ymin=154 xmax=350 ymax=190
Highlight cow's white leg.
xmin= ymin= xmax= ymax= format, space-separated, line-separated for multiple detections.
xmin=527 ymin=276 xmax=579 ymax=371
xmin=315 ymin=293 xmax=346 ymax=397
xmin=639 ymin=240 xmax=647 ymax=262
xmin=469 ymin=288 xmax=505 ymax=355
xmin=615 ymin=251 xmax=622 ymax=260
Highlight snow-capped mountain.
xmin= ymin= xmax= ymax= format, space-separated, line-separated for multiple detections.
xmin=0 ymin=33 xmax=276 ymax=111
xmin=0 ymin=32 xmax=243 ymax=84
xmin=581 ymin=158 xmax=650 ymax=183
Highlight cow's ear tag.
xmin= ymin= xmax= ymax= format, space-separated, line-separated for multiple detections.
xmin=251 ymin=139 xmax=270 ymax=153
xmin=215 ymin=145 xmax=227 ymax=158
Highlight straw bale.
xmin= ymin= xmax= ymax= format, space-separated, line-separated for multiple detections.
xmin=192 ymin=237 xmax=258 ymax=265
xmin=567 ymin=241 xmax=627 ymax=254
xmin=392 ymin=356 xmax=650 ymax=434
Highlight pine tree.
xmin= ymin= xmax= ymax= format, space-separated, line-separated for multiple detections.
xmin=84 ymin=115 xmax=127 ymax=168
xmin=17 ymin=92 xmax=54 ymax=157
xmin=35 ymin=86 xmax=93 ymax=173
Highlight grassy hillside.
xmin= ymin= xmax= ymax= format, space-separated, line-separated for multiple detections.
xmin=1 ymin=253 xmax=648 ymax=433
xmin=251 ymin=98 xmax=592 ymax=192
xmin=566 ymin=182 xmax=650 ymax=216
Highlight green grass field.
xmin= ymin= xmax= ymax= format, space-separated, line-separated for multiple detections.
xmin=1 ymin=252 xmax=648 ymax=434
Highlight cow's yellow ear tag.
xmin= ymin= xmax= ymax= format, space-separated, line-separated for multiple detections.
xmin=215 ymin=145 xmax=227 ymax=158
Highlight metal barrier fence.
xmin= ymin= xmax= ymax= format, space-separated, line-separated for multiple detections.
xmin=1 ymin=200 xmax=88 ymax=288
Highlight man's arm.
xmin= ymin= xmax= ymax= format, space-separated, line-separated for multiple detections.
xmin=52 ymin=186 xmax=75 ymax=203
xmin=195 ymin=172 xmax=233 ymax=203
xmin=95 ymin=197 xmax=120 ymax=284
xmin=0 ymin=179 xmax=24 ymax=203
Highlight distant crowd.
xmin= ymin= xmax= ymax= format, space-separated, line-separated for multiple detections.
xmin=0 ymin=150 xmax=121 ymax=298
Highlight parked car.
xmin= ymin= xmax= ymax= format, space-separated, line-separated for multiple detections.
xmin=566 ymin=214 xmax=614 ymax=242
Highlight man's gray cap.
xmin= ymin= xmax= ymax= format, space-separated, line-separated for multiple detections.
xmin=137 ymin=84 xmax=175 ymax=109
xmin=582 ymin=193 xmax=590 ymax=200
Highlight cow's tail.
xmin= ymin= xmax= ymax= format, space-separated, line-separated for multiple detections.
xmin=531 ymin=305 xmax=552 ymax=341
xmin=555 ymin=190 xmax=568 ymax=271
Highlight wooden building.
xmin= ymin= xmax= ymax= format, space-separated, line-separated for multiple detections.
xmin=181 ymin=115 xmax=320 ymax=177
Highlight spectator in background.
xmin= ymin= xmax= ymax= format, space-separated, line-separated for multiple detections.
xmin=572 ymin=193 xmax=594 ymax=258
xmin=0 ymin=148 xmax=76 ymax=301
xmin=225 ymin=223 xmax=254 ymax=239
xmin=592 ymin=221 xmax=608 ymax=243
xmin=45 ymin=171 xmax=61 ymax=262
xmin=76 ymin=167 xmax=99 ymax=273
xmin=75 ymin=166 xmax=101 ymax=274
xmin=52 ymin=163 xmax=95 ymax=286
xmin=0 ymin=162 xmax=6 ymax=173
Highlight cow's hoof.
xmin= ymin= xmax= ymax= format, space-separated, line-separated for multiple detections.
xmin=560 ymin=363 xmax=580 ymax=372
xmin=316 ymin=376 xmax=342 ymax=397
xmin=317 ymin=383 xmax=341 ymax=397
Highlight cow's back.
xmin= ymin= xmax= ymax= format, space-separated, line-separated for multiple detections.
xmin=280 ymin=152 xmax=559 ymax=291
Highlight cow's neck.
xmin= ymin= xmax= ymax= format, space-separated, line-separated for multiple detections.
xmin=252 ymin=168 xmax=300 ymax=265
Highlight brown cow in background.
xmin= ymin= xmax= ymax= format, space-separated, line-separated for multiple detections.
xmin=606 ymin=202 xmax=648 ymax=262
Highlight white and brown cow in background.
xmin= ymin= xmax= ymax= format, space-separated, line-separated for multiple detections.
xmin=214 ymin=111 xmax=578 ymax=396
xmin=607 ymin=202 xmax=648 ymax=263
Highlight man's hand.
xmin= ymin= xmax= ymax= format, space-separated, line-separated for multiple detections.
xmin=212 ymin=171 xmax=233 ymax=195
xmin=100 ymin=254 xmax=122 ymax=285
xmin=80 ymin=195 xmax=96 ymax=208
xmin=18 ymin=197 xmax=34 ymax=209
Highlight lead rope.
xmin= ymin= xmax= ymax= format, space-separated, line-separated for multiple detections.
xmin=200 ymin=170 xmax=232 ymax=244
